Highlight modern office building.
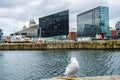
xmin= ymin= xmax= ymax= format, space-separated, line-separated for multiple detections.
xmin=39 ymin=10 xmax=69 ymax=37
xmin=0 ymin=29 xmax=3 ymax=41
xmin=115 ymin=21 xmax=120 ymax=36
xmin=77 ymin=6 xmax=110 ymax=39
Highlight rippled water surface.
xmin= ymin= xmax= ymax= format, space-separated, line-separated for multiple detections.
xmin=0 ymin=50 xmax=120 ymax=80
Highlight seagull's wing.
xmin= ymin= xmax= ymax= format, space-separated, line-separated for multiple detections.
xmin=64 ymin=63 xmax=73 ymax=75
xmin=64 ymin=63 xmax=79 ymax=77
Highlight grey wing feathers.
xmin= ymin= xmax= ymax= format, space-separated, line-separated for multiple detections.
xmin=64 ymin=63 xmax=79 ymax=77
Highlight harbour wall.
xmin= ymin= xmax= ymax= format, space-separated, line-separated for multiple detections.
xmin=0 ymin=40 xmax=120 ymax=50
xmin=49 ymin=75 xmax=120 ymax=80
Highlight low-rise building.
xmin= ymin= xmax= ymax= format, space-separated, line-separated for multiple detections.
xmin=10 ymin=19 xmax=39 ymax=38
xmin=110 ymin=30 xmax=117 ymax=39
xmin=68 ymin=28 xmax=76 ymax=40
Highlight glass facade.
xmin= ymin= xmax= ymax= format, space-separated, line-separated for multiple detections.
xmin=115 ymin=21 xmax=120 ymax=36
xmin=77 ymin=6 xmax=110 ymax=38
xmin=39 ymin=10 xmax=69 ymax=37
xmin=115 ymin=21 xmax=120 ymax=30
xmin=0 ymin=29 xmax=3 ymax=41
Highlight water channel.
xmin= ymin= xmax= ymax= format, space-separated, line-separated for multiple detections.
xmin=0 ymin=50 xmax=120 ymax=80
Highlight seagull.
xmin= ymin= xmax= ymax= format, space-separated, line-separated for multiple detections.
xmin=64 ymin=57 xmax=79 ymax=78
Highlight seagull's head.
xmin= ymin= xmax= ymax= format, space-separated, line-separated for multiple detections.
xmin=70 ymin=57 xmax=78 ymax=63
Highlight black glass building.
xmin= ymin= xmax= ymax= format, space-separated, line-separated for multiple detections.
xmin=77 ymin=6 xmax=110 ymax=38
xmin=39 ymin=10 xmax=69 ymax=37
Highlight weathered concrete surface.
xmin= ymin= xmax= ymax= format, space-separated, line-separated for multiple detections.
xmin=49 ymin=77 xmax=81 ymax=80
xmin=48 ymin=75 xmax=120 ymax=80
xmin=1 ymin=40 xmax=120 ymax=50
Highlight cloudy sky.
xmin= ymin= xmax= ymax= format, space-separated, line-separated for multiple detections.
xmin=0 ymin=0 xmax=120 ymax=36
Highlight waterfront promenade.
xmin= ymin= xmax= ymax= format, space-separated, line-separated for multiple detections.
xmin=0 ymin=40 xmax=120 ymax=50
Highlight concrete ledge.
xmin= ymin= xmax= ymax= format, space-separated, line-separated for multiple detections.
xmin=48 ymin=75 xmax=120 ymax=80
xmin=1 ymin=40 xmax=120 ymax=50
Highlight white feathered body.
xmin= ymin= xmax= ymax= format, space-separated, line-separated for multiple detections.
xmin=64 ymin=57 xmax=79 ymax=77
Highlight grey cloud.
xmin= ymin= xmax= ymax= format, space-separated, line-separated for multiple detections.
xmin=0 ymin=0 xmax=108 ymax=21
xmin=69 ymin=0 xmax=108 ymax=14
xmin=0 ymin=18 xmax=24 ymax=35
xmin=0 ymin=8 xmax=28 ymax=21
xmin=0 ymin=0 xmax=70 ymax=21
xmin=0 ymin=0 xmax=28 ymax=8
xmin=30 ymin=0 xmax=70 ymax=17
xmin=0 ymin=0 xmax=120 ymax=35
xmin=109 ymin=0 xmax=120 ymax=19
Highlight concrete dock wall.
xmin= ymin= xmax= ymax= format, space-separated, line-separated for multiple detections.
xmin=49 ymin=75 xmax=120 ymax=80
xmin=0 ymin=40 xmax=120 ymax=50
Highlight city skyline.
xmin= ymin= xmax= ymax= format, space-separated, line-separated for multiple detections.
xmin=0 ymin=0 xmax=120 ymax=36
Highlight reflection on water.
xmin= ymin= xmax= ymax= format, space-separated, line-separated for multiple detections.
xmin=0 ymin=50 xmax=120 ymax=80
